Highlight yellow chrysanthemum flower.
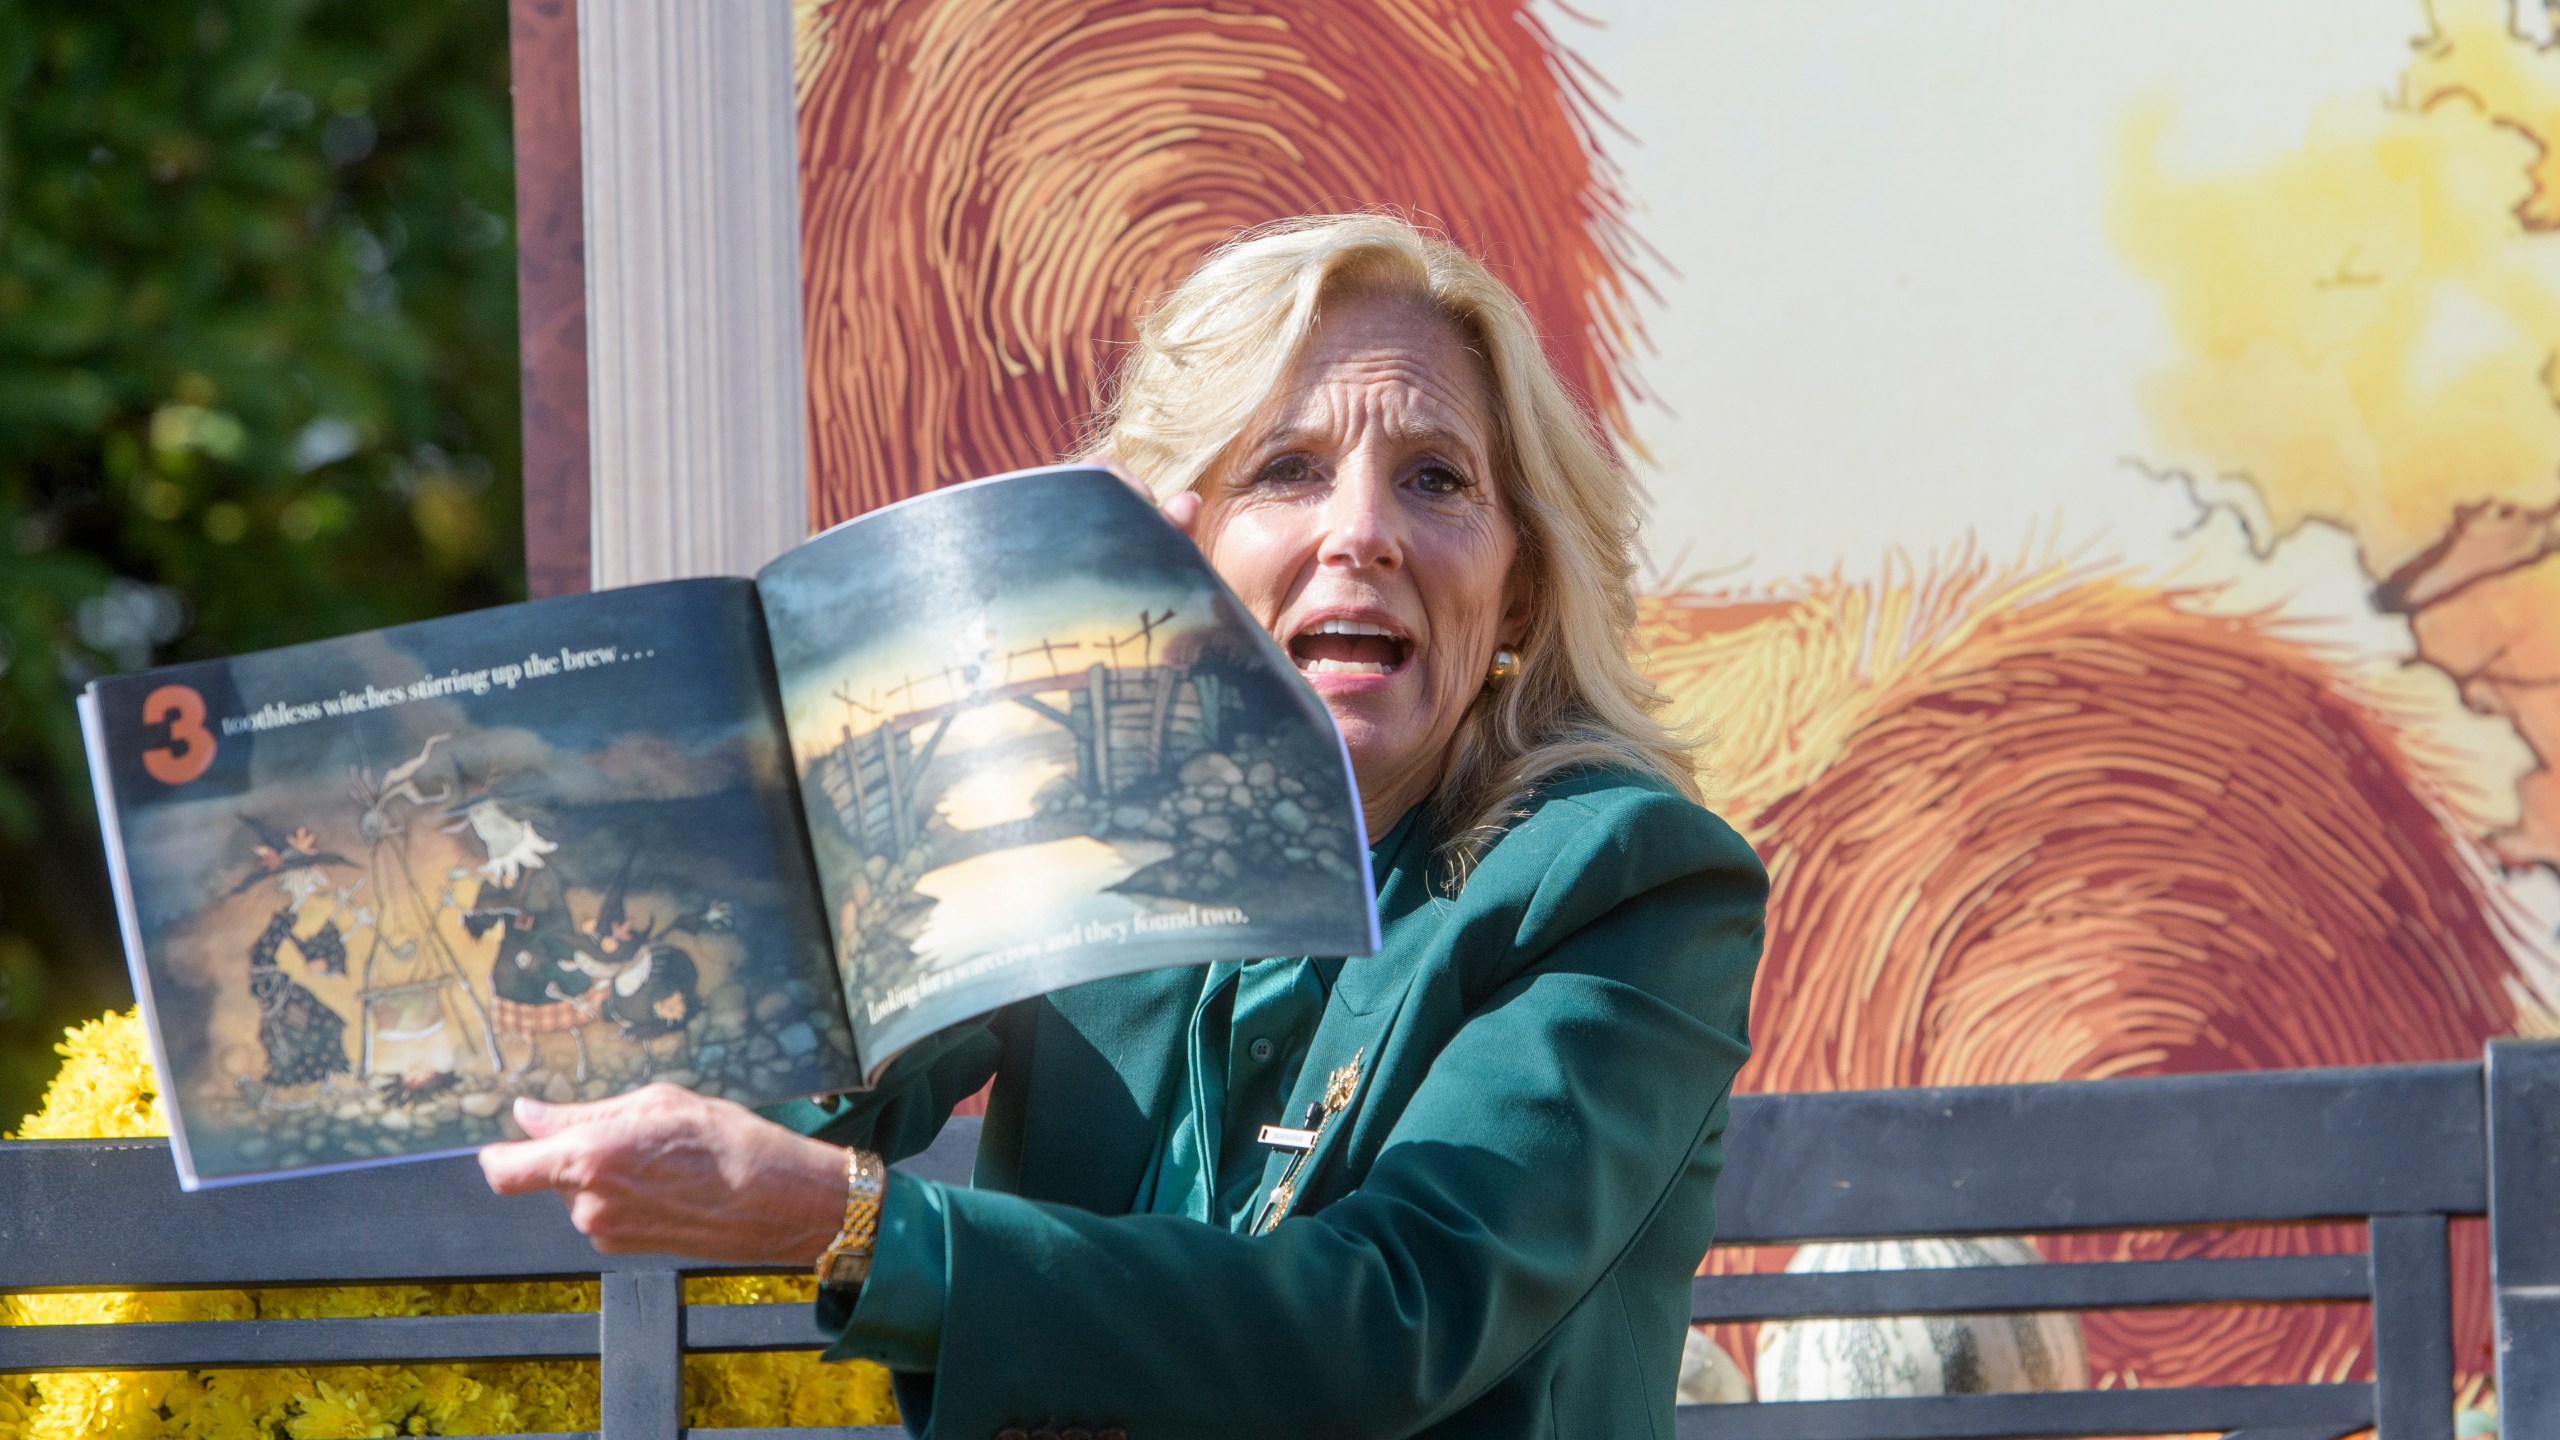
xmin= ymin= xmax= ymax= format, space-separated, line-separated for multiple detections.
xmin=3 ymin=1010 xmax=901 ymax=1438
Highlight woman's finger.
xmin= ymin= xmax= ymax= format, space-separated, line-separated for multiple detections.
xmin=479 ymin=1087 xmax=660 ymax=1191
xmin=474 ymin=1082 xmax=849 ymax=1264
xmin=509 ymin=1093 xmax=607 ymax=1138
xmin=478 ymin=1133 xmax=575 ymax=1195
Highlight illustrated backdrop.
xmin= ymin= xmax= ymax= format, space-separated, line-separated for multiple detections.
xmin=786 ymin=0 xmax=2560 ymax=1402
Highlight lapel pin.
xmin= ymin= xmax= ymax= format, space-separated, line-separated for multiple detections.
xmin=1253 ymin=1050 xmax=1364 ymax=1234
xmin=1257 ymin=1123 xmax=1319 ymax=1152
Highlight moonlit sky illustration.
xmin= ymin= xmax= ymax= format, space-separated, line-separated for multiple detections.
xmin=758 ymin=471 xmax=1227 ymax=765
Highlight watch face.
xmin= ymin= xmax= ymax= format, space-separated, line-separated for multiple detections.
xmin=821 ymin=1250 xmax=873 ymax=1288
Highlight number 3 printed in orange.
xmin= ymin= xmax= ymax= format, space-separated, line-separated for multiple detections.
xmin=141 ymin=684 xmax=217 ymax=785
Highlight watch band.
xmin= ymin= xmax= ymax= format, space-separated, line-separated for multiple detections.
xmin=815 ymin=1147 xmax=886 ymax=1288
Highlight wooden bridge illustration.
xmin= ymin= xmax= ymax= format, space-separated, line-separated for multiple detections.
xmin=812 ymin=621 xmax=1241 ymax=856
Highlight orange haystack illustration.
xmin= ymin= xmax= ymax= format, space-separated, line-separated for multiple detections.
xmin=1655 ymin=560 xmax=2517 ymax=1390
xmin=796 ymin=0 xmax=1646 ymax=523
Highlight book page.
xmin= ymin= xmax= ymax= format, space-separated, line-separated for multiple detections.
xmin=757 ymin=466 xmax=1379 ymax=1072
xmin=84 ymin=579 xmax=857 ymax=1187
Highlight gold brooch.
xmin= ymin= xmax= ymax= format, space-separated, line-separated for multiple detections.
xmin=1253 ymin=1050 xmax=1364 ymax=1235
xmin=1324 ymin=1051 xmax=1362 ymax=1113
xmin=1260 ymin=1050 xmax=1364 ymax=1158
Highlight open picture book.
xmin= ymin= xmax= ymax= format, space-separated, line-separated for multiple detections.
xmin=80 ymin=465 xmax=1379 ymax=1188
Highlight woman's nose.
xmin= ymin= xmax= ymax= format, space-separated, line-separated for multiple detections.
xmin=1315 ymin=458 xmax=1403 ymax=572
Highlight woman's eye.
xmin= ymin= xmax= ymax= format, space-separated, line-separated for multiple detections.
xmin=1253 ymin=454 xmax=1316 ymax=487
xmin=1414 ymin=462 xmax=1474 ymax=495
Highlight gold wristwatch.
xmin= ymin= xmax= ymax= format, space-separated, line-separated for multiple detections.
xmin=816 ymin=1147 xmax=887 ymax=1288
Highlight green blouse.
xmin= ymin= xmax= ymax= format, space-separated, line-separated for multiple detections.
xmin=767 ymin=769 xmax=1765 ymax=1440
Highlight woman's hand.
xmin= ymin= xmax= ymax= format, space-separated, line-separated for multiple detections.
xmin=478 ymin=1083 xmax=851 ymax=1264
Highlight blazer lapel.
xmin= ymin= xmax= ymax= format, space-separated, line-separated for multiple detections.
xmin=1248 ymin=983 xmax=1405 ymax=1231
xmin=1252 ymin=811 xmax=1443 ymax=1228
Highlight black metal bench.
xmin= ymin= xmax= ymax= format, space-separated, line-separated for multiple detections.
xmin=6 ymin=1042 xmax=2556 ymax=1439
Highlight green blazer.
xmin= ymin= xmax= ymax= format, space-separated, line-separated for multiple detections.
xmin=784 ymin=768 xmax=1765 ymax=1440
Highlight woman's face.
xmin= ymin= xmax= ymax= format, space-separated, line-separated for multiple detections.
xmin=1194 ymin=293 xmax=1524 ymax=832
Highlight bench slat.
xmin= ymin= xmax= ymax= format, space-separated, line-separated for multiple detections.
xmin=12 ymin=1248 xmax=2371 ymax=1376
xmin=0 ymin=1056 xmax=2508 ymax=1440
xmin=601 ymin=1270 xmax=683 ymax=1440
xmin=685 ymin=1302 xmax=831 ymax=1352
xmin=0 ymin=1301 xmax=870 ymax=1373
xmin=1718 ymin=1063 xmax=2484 ymax=1242
xmin=1691 ymin=1252 xmax=2372 ymax=1322
xmin=2369 ymin=1213 xmax=2455 ymax=1440
xmin=0 ymin=1140 xmax=602 ymax=1291
xmin=2491 ymin=1040 xmax=2560 ymax=1438
xmin=1 ymin=1064 xmax=2487 ymax=1293
xmin=1672 ymin=1381 xmax=2370 ymax=1439
xmin=424 ymin=1424 xmax=913 ymax=1436
xmin=0 ymin=1121 xmax=982 ymax=1293
xmin=0 ymin=1312 xmax=597 ymax=1372
xmin=686 ymin=1430 xmax=907 ymax=1439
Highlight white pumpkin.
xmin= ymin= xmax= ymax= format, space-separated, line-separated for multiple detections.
xmin=1677 ymin=1328 xmax=1753 ymax=1404
xmin=1754 ymin=1237 xmax=2090 ymax=1401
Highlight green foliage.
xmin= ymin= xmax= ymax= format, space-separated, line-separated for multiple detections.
xmin=0 ymin=0 xmax=523 ymax=1121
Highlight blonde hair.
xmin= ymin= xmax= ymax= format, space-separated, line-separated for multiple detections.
xmin=1089 ymin=213 xmax=1700 ymax=883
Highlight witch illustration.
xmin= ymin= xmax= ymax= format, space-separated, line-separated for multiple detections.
xmin=447 ymin=795 xmax=559 ymax=887
xmin=434 ymin=777 xmax=589 ymax=1073
xmin=467 ymin=861 xmax=605 ymax=1077
xmin=248 ymin=904 xmax=352 ymax=1087
xmin=230 ymin=816 xmax=358 ymax=1090
xmin=561 ymin=852 xmax=719 ymax=1045
xmin=439 ymin=767 xmax=560 ymax=888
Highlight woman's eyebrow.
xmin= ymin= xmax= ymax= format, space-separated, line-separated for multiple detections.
xmin=1251 ymin=408 xmax=1488 ymax=458
xmin=1380 ymin=414 xmax=1489 ymax=458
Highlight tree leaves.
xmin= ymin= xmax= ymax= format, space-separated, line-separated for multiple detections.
xmin=0 ymin=0 xmax=526 ymax=1120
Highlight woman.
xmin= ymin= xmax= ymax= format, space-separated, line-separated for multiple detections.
xmin=480 ymin=213 xmax=1766 ymax=1440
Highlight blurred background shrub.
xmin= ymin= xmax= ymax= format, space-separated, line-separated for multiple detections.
xmin=0 ymin=0 xmax=524 ymax=1122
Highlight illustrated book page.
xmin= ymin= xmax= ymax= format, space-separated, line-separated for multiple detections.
xmin=81 ymin=579 xmax=857 ymax=1188
xmin=756 ymin=465 xmax=1381 ymax=1071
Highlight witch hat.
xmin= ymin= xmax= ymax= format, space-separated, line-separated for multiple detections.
xmin=228 ymin=815 xmax=354 ymax=896
xmin=579 ymin=850 xmax=646 ymax=956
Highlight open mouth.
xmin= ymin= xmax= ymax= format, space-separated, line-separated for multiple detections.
xmin=1288 ymin=618 xmax=1412 ymax=676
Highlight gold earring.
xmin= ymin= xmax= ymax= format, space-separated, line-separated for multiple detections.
xmin=1488 ymin=648 xmax=1519 ymax=682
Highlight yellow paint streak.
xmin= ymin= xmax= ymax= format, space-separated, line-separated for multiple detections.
xmin=2112 ymin=51 xmax=2560 ymax=578
xmin=2112 ymin=0 xmax=2560 ymax=879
